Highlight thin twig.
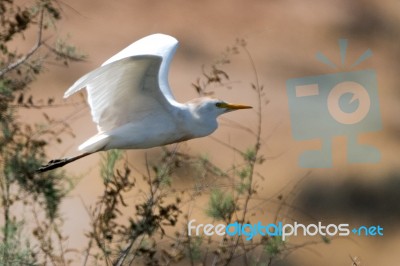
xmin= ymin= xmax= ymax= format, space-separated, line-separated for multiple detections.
xmin=209 ymin=136 xmax=246 ymax=156
xmin=114 ymin=145 xmax=180 ymax=266
xmin=223 ymin=42 xmax=263 ymax=266
xmin=0 ymin=9 xmax=45 ymax=77
xmin=9 ymin=101 xmax=85 ymax=109
xmin=219 ymin=116 xmax=258 ymax=137
xmin=79 ymin=196 xmax=95 ymax=266
xmin=43 ymin=42 xmax=86 ymax=62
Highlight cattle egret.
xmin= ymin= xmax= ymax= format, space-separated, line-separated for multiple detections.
xmin=37 ymin=33 xmax=251 ymax=173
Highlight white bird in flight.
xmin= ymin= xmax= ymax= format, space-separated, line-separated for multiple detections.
xmin=37 ymin=33 xmax=251 ymax=172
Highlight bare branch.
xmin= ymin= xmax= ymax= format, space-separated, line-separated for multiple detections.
xmin=0 ymin=9 xmax=45 ymax=78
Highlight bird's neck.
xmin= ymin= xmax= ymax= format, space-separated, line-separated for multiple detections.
xmin=182 ymin=105 xmax=218 ymax=138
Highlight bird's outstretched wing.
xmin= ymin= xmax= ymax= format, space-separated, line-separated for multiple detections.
xmin=64 ymin=55 xmax=174 ymax=132
xmin=64 ymin=34 xmax=180 ymax=132
xmin=102 ymin=33 xmax=178 ymax=103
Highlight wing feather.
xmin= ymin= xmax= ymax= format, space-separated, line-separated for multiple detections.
xmin=64 ymin=55 xmax=173 ymax=132
xmin=64 ymin=34 xmax=181 ymax=133
xmin=102 ymin=33 xmax=178 ymax=103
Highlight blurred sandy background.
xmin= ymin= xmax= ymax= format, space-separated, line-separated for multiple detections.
xmin=17 ymin=0 xmax=400 ymax=265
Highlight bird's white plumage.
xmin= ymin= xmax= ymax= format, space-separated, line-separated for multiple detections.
xmin=102 ymin=34 xmax=179 ymax=104
xmin=63 ymin=34 xmax=183 ymax=152
xmin=61 ymin=33 xmax=251 ymax=154
xmin=65 ymin=55 xmax=174 ymax=133
xmin=65 ymin=33 xmax=179 ymax=102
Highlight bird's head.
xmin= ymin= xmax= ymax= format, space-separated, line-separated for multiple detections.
xmin=189 ymin=97 xmax=252 ymax=118
xmin=185 ymin=97 xmax=252 ymax=137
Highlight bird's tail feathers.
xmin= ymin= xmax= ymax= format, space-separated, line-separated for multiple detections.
xmin=78 ymin=133 xmax=110 ymax=153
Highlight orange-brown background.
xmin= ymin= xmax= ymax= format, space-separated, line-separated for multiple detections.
xmin=17 ymin=0 xmax=400 ymax=265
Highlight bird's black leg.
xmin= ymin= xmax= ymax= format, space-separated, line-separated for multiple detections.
xmin=36 ymin=153 xmax=92 ymax=173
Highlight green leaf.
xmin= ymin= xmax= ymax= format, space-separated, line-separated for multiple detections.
xmin=205 ymin=189 xmax=235 ymax=221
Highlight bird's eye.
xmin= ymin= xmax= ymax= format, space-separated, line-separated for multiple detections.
xmin=215 ymin=102 xmax=225 ymax=108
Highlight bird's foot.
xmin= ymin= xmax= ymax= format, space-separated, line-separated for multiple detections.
xmin=36 ymin=158 xmax=69 ymax=173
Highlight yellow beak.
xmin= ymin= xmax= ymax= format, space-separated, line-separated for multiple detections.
xmin=222 ymin=103 xmax=253 ymax=110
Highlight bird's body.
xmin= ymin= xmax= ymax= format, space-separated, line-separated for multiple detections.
xmin=82 ymin=98 xmax=219 ymax=152
xmin=37 ymin=33 xmax=251 ymax=173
